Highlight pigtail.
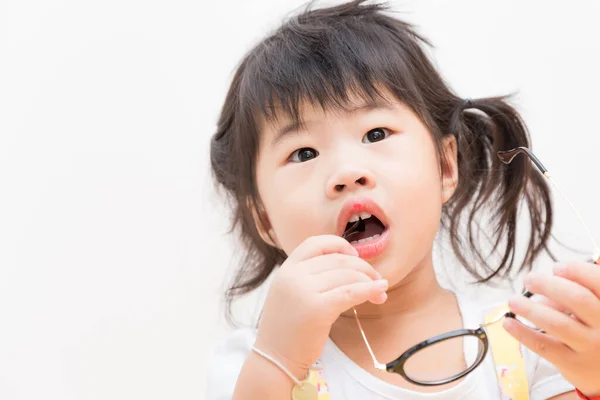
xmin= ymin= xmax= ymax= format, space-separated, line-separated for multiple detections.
xmin=443 ymin=96 xmax=555 ymax=282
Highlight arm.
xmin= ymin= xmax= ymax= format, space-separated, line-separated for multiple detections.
xmin=232 ymin=350 xmax=304 ymax=400
xmin=208 ymin=235 xmax=387 ymax=400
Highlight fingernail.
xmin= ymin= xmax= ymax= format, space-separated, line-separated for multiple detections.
xmin=375 ymin=271 xmax=382 ymax=280
xmin=380 ymin=292 xmax=388 ymax=302
xmin=553 ymin=263 xmax=568 ymax=274
xmin=502 ymin=317 xmax=515 ymax=332
xmin=375 ymin=279 xmax=388 ymax=290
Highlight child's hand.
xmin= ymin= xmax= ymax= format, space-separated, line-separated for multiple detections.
xmin=504 ymin=261 xmax=600 ymax=397
xmin=254 ymin=234 xmax=388 ymax=378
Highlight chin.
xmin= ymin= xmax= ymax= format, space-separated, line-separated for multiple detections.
xmin=375 ymin=250 xmax=434 ymax=288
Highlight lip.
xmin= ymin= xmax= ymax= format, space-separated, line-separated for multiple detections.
xmin=349 ymin=228 xmax=391 ymax=260
xmin=337 ymin=197 xmax=389 ymax=236
xmin=337 ymin=197 xmax=391 ymax=260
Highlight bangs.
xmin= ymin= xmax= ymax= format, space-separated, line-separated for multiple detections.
xmin=237 ymin=1 xmax=432 ymax=127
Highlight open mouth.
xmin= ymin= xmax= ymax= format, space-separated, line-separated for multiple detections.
xmin=342 ymin=214 xmax=387 ymax=244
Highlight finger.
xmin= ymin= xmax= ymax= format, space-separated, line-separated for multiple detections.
xmin=508 ymin=295 xmax=590 ymax=352
xmin=287 ymin=235 xmax=358 ymax=264
xmin=524 ymin=273 xmax=600 ymax=328
xmin=314 ymin=269 xmax=373 ymax=293
xmin=530 ymin=294 xmax=571 ymax=315
xmin=553 ymin=261 xmax=600 ymax=299
xmin=503 ymin=316 xmax=573 ymax=366
xmin=324 ymin=279 xmax=389 ymax=311
xmin=309 ymin=253 xmax=380 ymax=280
xmin=530 ymin=294 xmax=580 ymax=324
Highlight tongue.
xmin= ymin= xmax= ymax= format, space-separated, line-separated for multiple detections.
xmin=348 ymin=218 xmax=384 ymax=242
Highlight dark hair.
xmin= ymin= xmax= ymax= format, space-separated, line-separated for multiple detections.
xmin=210 ymin=0 xmax=555 ymax=321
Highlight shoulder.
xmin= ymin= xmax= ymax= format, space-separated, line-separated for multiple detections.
xmin=455 ymin=293 xmax=575 ymax=399
xmin=205 ymin=327 xmax=257 ymax=400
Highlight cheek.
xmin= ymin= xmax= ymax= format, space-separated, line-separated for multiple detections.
xmin=386 ymin=140 xmax=444 ymax=260
xmin=388 ymin=134 xmax=443 ymax=212
xmin=395 ymin=167 xmax=443 ymax=237
xmin=270 ymin=200 xmax=319 ymax=254
xmin=257 ymin=169 xmax=327 ymax=256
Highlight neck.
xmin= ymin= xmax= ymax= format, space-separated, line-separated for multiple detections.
xmin=330 ymin=254 xmax=461 ymax=372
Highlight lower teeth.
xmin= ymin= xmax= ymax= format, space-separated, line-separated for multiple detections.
xmin=350 ymin=233 xmax=380 ymax=245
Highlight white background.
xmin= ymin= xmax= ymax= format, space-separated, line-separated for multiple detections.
xmin=2 ymin=0 xmax=600 ymax=399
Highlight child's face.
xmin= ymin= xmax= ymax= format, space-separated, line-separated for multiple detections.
xmin=253 ymin=90 xmax=458 ymax=285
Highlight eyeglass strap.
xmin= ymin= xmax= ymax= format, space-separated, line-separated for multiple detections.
xmin=484 ymin=304 xmax=530 ymax=400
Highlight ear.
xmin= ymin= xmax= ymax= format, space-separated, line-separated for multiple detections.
xmin=440 ymin=134 xmax=459 ymax=204
xmin=248 ymin=198 xmax=281 ymax=249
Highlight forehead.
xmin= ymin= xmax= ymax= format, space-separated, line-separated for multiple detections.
xmin=257 ymin=88 xmax=401 ymax=146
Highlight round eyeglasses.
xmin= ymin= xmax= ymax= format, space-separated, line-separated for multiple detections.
xmin=343 ymin=146 xmax=600 ymax=386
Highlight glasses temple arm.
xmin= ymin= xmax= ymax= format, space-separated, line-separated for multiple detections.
xmin=497 ymin=147 xmax=600 ymax=262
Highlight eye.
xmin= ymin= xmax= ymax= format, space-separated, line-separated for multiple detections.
xmin=362 ymin=128 xmax=390 ymax=143
xmin=289 ymin=147 xmax=319 ymax=163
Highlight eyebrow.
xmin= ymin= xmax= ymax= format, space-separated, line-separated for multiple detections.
xmin=271 ymin=99 xmax=396 ymax=146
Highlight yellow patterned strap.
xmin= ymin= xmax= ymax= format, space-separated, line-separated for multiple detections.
xmin=484 ymin=304 xmax=530 ymax=400
xmin=306 ymin=364 xmax=331 ymax=399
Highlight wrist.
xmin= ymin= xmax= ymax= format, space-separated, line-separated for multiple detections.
xmin=254 ymin=335 xmax=312 ymax=379
xmin=233 ymin=350 xmax=301 ymax=400
xmin=251 ymin=345 xmax=309 ymax=383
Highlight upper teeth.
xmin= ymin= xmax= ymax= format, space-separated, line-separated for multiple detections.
xmin=348 ymin=212 xmax=371 ymax=223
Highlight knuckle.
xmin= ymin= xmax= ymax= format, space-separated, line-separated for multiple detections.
xmin=351 ymin=257 xmax=370 ymax=272
xmin=343 ymin=286 xmax=355 ymax=303
xmin=332 ymin=253 xmax=351 ymax=268
xmin=353 ymin=270 xmax=370 ymax=282
xmin=572 ymin=290 xmax=592 ymax=307
xmin=534 ymin=339 xmax=547 ymax=354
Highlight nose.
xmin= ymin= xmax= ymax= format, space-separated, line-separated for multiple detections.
xmin=326 ymin=166 xmax=376 ymax=199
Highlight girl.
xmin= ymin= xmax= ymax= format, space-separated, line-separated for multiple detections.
xmin=207 ymin=1 xmax=600 ymax=399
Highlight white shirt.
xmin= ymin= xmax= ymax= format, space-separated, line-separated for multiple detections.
xmin=206 ymin=294 xmax=574 ymax=399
